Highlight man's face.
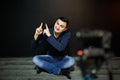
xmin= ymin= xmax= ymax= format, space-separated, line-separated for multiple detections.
xmin=54 ymin=19 xmax=67 ymax=34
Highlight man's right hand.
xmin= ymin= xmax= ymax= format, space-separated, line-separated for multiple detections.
xmin=34 ymin=22 xmax=43 ymax=40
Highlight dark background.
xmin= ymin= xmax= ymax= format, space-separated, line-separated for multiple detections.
xmin=1 ymin=0 xmax=120 ymax=57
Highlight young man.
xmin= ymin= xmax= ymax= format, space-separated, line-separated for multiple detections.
xmin=32 ymin=17 xmax=75 ymax=79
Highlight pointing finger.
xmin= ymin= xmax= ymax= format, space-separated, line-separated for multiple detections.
xmin=39 ymin=22 xmax=43 ymax=29
xmin=45 ymin=23 xmax=49 ymax=30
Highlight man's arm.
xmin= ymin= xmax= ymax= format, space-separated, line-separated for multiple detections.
xmin=47 ymin=32 xmax=71 ymax=52
xmin=31 ymin=22 xmax=44 ymax=49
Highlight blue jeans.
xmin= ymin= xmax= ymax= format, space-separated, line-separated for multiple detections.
xmin=32 ymin=55 xmax=75 ymax=75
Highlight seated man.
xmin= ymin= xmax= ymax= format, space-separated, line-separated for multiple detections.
xmin=32 ymin=17 xmax=75 ymax=79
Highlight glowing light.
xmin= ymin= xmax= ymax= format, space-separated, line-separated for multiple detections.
xmin=77 ymin=50 xmax=83 ymax=56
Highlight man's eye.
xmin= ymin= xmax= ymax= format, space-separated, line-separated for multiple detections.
xmin=60 ymin=26 xmax=64 ymax=28
xmin=57 ymin=22 xmax=59 ymax=25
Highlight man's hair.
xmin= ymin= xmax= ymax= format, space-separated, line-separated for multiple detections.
xmin=58 ymin=17 xmax=69 ymax=27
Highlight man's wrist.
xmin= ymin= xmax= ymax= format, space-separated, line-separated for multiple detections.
xmin=47 ymin=34 xmax=51 ymax=37
xmin=34 ymin=34 xmax=39 ymax=40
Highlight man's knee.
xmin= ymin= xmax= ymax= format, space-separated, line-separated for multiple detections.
xmin=32 ymin=55 xmax=39 ymax=64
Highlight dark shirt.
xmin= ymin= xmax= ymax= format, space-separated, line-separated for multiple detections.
xmin=32 ymin=27 xmax=71 ymax=59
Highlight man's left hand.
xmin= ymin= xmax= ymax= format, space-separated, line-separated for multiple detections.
xmin=43 ymin=23 xmax=51 ymax=37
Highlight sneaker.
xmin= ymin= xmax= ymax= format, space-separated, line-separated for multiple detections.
xmin=34 ymin=66 xmax=47 ymax=74
xmin=60 ymin=69 xmax=71 ymax=79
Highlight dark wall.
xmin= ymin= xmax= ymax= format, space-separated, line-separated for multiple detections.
xmin=1 ymin=0 xmax=120 ymax=57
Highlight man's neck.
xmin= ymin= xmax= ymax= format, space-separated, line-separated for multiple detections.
xmin=54 ymin=32 xmax=60 ymax=38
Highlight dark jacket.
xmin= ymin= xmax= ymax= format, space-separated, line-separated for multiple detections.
xmin=32 ymin=27 xmax=71 ymax=60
